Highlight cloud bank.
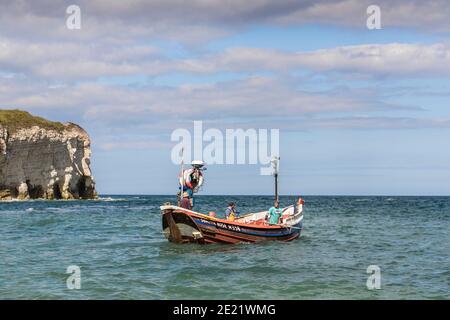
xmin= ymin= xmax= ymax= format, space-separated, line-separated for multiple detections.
xmin=0 ymin=0 xmax=449 ymax=143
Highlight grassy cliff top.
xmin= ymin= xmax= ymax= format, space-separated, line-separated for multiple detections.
xmin=0 ymin=109 xmax=66 ymax=133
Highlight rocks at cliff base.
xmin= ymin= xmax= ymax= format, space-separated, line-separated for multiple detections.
xmin=0 ymin=110 xmax=97 ymax=200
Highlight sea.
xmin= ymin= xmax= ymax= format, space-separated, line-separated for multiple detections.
xmin=0 ymin=195 xmax=448 ymax=300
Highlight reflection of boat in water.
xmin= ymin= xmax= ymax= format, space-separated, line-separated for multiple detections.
xmin=161 ymin=202 xmax=303 ymax=244
xmin=161 ymin=156 xmax=304 ymax=244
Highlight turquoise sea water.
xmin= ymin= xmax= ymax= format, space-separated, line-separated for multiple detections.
xmin=0 ymin=195 xmax=449 ymax=300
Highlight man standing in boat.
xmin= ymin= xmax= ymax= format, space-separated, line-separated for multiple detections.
xmin=178 ymin=160 xmax=205 ymax=208
xmin=268 ymin=201 xmax=283 ymax=225
xmin=225 ymin=202 xmax=239 ymax=221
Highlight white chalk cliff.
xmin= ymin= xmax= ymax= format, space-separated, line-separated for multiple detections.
xmin=0 ymin=110 xmax=97 ymax=200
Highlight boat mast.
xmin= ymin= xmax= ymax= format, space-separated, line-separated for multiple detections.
xmin=272 ymin=156 xmax=280 ymax=203
xmin=178 ymin=147 xmax=184 ymax=206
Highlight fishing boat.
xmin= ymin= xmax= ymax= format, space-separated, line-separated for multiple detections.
xmin=161 ymin=201 xmax=303 ymax=244
xmin=160 ymin=157 xmax=304 ymax=244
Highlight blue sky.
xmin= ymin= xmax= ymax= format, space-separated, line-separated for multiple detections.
xmin=1 ymin=0 xmax=450 ymax=195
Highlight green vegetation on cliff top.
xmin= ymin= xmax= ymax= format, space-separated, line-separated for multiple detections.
xmin=0 ymin=109 xmax=66 ymax=133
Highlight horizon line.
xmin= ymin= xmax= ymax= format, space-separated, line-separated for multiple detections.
xmin=98 ymin=193 xmax=450 ymax=197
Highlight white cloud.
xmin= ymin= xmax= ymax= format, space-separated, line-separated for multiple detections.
xmin=0 ymin=74 xmax=422 ymax=135
xmin=0 ymin=76 xmax=384 ymax=115
xmin=2 ymin=36 xmax=450 ymax=80
xmin=296 ymin=43 xmax=450 ymax=76
xmin=202 ymin=44 xmax=450 ymax=77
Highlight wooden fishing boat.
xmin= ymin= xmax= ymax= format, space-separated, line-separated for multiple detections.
xmin=160 ymin=201 xmax=304 ymax=244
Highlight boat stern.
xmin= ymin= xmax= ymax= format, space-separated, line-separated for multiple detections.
xmin=161 ymin=205 xmax=206 ymax=244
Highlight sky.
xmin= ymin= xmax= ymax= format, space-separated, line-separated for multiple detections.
xmin=1 ymin=0 xmax=450 ymax=195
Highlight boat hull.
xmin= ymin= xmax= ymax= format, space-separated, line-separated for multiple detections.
xmin=161 ymin=205 xmax=303 ymax=244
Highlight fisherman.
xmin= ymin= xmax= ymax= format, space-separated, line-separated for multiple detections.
xmin=178 ymin=176 xmax=194 ymax=208
xmin=225 ymin=202 xmax=238 ymax=221
xmin=180 ymin=191 xmax=192 ymax=210
xmin=268 ymin=200 xmax=283 ymax=225
xmin=178 ymin=161 xmax=205 ymax=208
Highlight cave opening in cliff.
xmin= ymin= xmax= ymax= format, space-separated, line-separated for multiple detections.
xmin=77 ymin=177 xmax=88 ymax=199
xmin=53 ymin=183 xmax=62 ymax=200
xmin=26 ymin=180 xmax=44 ymax=199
